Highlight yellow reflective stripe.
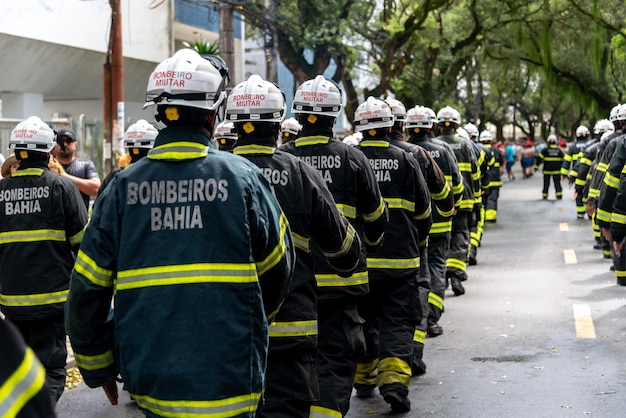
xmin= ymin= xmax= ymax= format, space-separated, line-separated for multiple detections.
xmin=429 ymin=221 xmax=452 ymax=234
xmin=435 ymin=205 xmax=454 ymax=218
xmin=132 ymin=391 xmax=261 ymax=417
xmin=428 ymin=292 xmax=443 ymax=310
xmin=74 ymin=250 xmax=114 ymax=288
xmin=414 ymin=203 xmax=432 ymax=220
xmin=362 ymin=196 xmax=386 ymax=223
xmin=256 ymin=213 xmax=290 ymax=276
xmin=377 ymin=357 xmax=411 ymax=387
xmin=622 ymin=165 xmax=626 ymax=175
xmin=458 ymin=162 xmax=472 ymax=172
xmin=611 ymin=212 xmax=626 ymax=225
xmin=364 ymin=232 xmax=384 ymax=248
xmin=0 ymin=290 xmax=68 ymax=307
xmin=336 ymin=203 xmax=357 ymax=219
xmin=413 ymin=329 xmax=426 ymax=344
xmin=315 ymin=271 xmax=368 ymax=287
xmin=269 ymin=320 xmax=317 ymax=337
xmin=597 ymin=162 xmax=609 ymax=172
xmin=543 ymin=156 xmax=562 ymax=162
xmin=294 ymin=135 xmax=330 ymax=147
xmin=360 ymin=140 xmax=390 ymax=148
xmin=615 ymin=269 xmax=626 ymax=278
xmin=0 ymin=229 xmax=65 ymax=245
xmin=292 ymin=232 xmax=310 ymax=253
xmin=385 ymin=197 xmax=415 ymax=212
xmin=446 ymin=258 xmax=466 ymax=271
xmin=457 ymin=199 xmax=475 ymax=210
xmin=366 ymin=257 xmax=419 ymax=269
xmin=487 ymin=180 xmax=503 ymax=188
xmin=580 ymin=157 xmax=592 ymax=166
xmin=233 ymin=145 xmax=275 ymax=155
xmin=148 ymin=141 xmax=209 ymax=160
xmin=0 ymin=347 xmax=46 ymax=418
xmin=604 ymin=173 xmax=620 ymax=189
xmin=596 ymin=208 xmax=612 ymax=224
xmin=69 ymin=229 xmax=84 ymax=246
xmin=322 ymin=224 xmax=356 ymax=259
xmin=431 ymin=183 xmax=451 ymax=201
xmin=117 ymin=263 xmax=258 ymax=291
xmin=485 ymin=209 xmax=497 ymax=221
xmin=575 ymin=178 xmax=586 ymax=186
xmin=310 ymin=405 xmax=343 ymax=418
xmin=471 ymin=170 xmax=481 ymax=181
xmin=452 ymin=182 xmax=464 ymax=194
xmin=560 ymin=167 xmax=569 ymax=175
xmin=74 ymin=350 xmax=115 ymax=371
xmin=355 ymin=359 xmax=379 ymax=386
xmin=10 ymin=168 xmax=44 ymax=177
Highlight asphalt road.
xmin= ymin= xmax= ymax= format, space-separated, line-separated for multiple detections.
xmin=56 ymin=165 xmax=626 ymax=417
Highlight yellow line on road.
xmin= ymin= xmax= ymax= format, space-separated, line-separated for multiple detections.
xmin=573 ymin=304 xmax=597 ymax=339
xmin=559 ymin=223 xmax=569 ymax=231
xmin=563 ymin=249 xmax=577 ymax=264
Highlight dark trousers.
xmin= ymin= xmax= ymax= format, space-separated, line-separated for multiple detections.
xmin=446 ymin=211 xmax=471 ymax=280
xmin=542 ymin=174 xmax=562 ymax=198
xmin=427 ymin=233 xmax=451 ymax=322
xmin=355 ymin=278 xmax=420 ymax=397
xmin=257 ymin=349 xmax=317 ymax=418
xmin=412 ymin=247 xmax=430 ymax=364
xmin=10 ymin=314 xmax=67 ymax=406
xmin=314 ymin=298 xmax=364 ymax=417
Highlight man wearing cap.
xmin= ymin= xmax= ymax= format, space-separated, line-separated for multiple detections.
xmin=52 ymin=127 xmax=101 ymax=210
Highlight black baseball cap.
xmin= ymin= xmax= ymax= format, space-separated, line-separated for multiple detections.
xmin=57 ymin=128 xmax=76 ymax=142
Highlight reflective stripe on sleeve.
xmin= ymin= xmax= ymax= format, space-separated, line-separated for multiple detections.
xmin=269 ymin=320 xmax=317 ymax=337
xmin=256 ymin=213 xmax=290 ymax=276
xmin=0 ymin=290 xmax=68 ymax=307
xmin=366 ymin=257 xmax=419 ymax=270
xmin=291 ymin=232 xmax=310 ymax=253
xmin=0 ymin=348 xmax=46 ymax=418
xmin=74 ymin=250 xmax=114 ymax=288
xmin=362 ymin=196 xmax=387 ymax=223
xmin=315 ymin=271 xmax=368 ymax=287
xmin=321 ymin=224 xmax=356 ymax=259
xmin=336 ymin=203 xmax=357 ymax=219
xmin=74 ymin=350 xmax=115 ymax=371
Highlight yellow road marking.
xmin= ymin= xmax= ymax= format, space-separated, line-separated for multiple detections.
xmin=559 ymin=223 xmax=569 ymax=231
xmin=563 ymin=249 xmax=577 ymax=264
xmin=573 ymin=304 xmax=597 ymax=339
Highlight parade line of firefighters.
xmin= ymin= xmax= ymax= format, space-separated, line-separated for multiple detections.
xmin=2 ymin=48 xmax=624 ymax=418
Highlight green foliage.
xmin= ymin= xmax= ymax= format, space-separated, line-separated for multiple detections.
xmin=182 ymin=39 xmax=220 ymax=55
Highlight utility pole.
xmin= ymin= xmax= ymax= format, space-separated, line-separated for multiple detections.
xmin=103 ymin=0 xmax=124 ymax=175
xmin=264 ymin=0 xmax=278 ymax=83
xmin=219 ymin=3 xmax=235 ymax=84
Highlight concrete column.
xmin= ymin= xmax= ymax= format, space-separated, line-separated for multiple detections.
xmin=0 ymin=92 xmax=44 ymax=119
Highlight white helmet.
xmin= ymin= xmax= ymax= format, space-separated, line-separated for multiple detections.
xmin=437 ymin=106 xmax=461 ymax=125
xmin=280 ymin=117 xmax=302 ymax=136
xmin=214 ymin=121 xmax=238 ymax=140
xmin=405 ymin=106 xmax=433 ymax=129
xmin=226 ymin=74 xmax=285 ymax=123
xmin=9 ymin=116 xmax=56 ymax=153
xmin=609 ymin=104 xmax=622 ymax=122
xmin=593 ymin=119 xmax=614 ymax=135
xmin=547 ymin=134 xmax=557 ymax=144
xmin=385 ymin=98 xmax=407 ymax=122
xmin=464 ymin=123 xmax=479 ymax=139
xmin=575 ymin=125 xmax=590 ymax=139
xmin=353 ymin=96 xmax=394 ymax=132
xmin=618 ymin=104 xmax=626 ymax=121
xmin=479 ymin=130 xmax=494 ymax=143
xmin=291 ymin=75 xmax=342 ymax=117
xmin=124 ymin=119 xmax=158 ymax=150
xmin=144 ymin=49 xmax=229 ymax=111
xmin=456 ymin=127 xmax=470 ymax=141
xmin=424 ymin=107 xmax=437 ymax=125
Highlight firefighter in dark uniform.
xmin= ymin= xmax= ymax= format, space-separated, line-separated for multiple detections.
xmin=98 ymin=119 xmax=158 ymax=197
xmin=586 ymin=108 xmax=624 ymax=260
xmin=405 ymin=105 xmax=463 ymax=340
xmin=280 ymin=75 xmax=388 ymax=418
xmin=574 ymin=120 xmax=613 ymax=252
xmin=0 ymin=116 xmax=88 ymax=406
xmin=435 ymin=106 xmax=480 ymax=296
xmin=226 ymin=74 xmax=362 ymax=418
xmin=479 ymin=130 xmax=503 ymax=222
xmin=279 ymin=117 xmax=302 ymax=145
xmin=351 ymin=97 xmax=431 ymax=413
xmin=462 ymin=126 xmax=492 ymax=266
xmin=386 ymin=98 xmax=453 ymax=376
xmin=213 ymin=121 xmax=238 ymax=151
xmin=65 ymin=50 xmax=295 ymax=417
xmin=595 ymin=105 xmax=626 ymax=284
xmin=561 ymin=125 xmax=591 ymax=218
xmin=0 ymin=318 xmax=56 ymax=418
xmin=534 ymin=134 xmax=565 ymax=200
